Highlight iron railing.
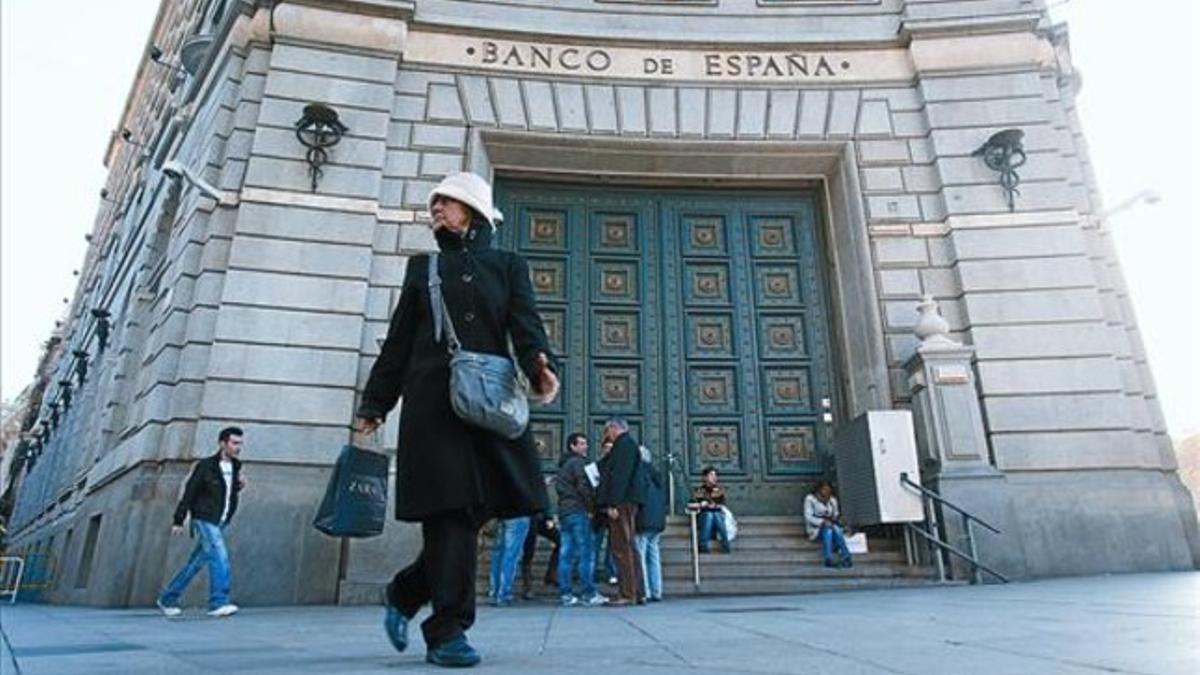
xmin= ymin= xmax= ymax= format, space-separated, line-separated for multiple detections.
xmin=0 ymin=556 xmax=26 ymax=604
xmin=900 ymin=472 xmax=1008 ymax=584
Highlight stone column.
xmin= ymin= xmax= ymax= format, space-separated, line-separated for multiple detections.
xmin=904 ymin=295 xmax=992 ymax=478
xmin=903 ymin=296 xmax=1023 ymax=579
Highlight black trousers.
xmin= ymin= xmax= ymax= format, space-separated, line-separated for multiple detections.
xmin=388 ymin=509 xmax=484 ymax=647
xmin=520 ymin=517 xmax=561 ymax=592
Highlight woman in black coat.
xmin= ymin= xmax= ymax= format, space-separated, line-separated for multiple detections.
xmin=355 ymin=172 xmax=559 ymax=668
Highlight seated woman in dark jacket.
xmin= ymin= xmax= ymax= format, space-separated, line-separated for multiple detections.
xmin=355 ymin=172 xmax=559 ymax=668
xmin=691 ymin=466 xmax=732 ymax=553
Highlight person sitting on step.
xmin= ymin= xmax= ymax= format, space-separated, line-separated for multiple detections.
xmin=804 ymin=481 xmax=853 ymax=568
xmin=691 ymin=466 xmax=732 ymax=553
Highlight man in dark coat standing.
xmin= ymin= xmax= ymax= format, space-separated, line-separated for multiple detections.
xmin=594 ymin=418 xmax=645 ymax=606
xmin=355 ymin=172 xmax=559 ymax=668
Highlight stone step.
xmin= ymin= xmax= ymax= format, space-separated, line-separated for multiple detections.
xmin=664 ymin=516 xmax=814 ymax=525
xmin=662 ymin=550 xmax=907 ymax=564
xmin=655 ymin=538 xmax=900 ymax=553
xmin=469 ymin=525 xmax=924 ymax=600
xmin=662 ymin=561 xmax=922 ymax=580
xmin=661 ymin=575 xmax=940 ymax=596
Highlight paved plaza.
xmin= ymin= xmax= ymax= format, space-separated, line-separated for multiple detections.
xmin=1 ymin=572 xmax=1196 ymax=674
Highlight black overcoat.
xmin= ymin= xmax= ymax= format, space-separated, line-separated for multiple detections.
xmin=595 ymin=432 xmax=643 ymax=507
xmin=358 ymin=222 xmax=553 ymax=522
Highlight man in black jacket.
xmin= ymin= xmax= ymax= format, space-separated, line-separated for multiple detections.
xmin=594 ymin=418 xmax=645 ymax=606
xmin=554 ymin=433 xmax=607 ymax=606
xmin=157 ymin=426 xmax=245 ymax=618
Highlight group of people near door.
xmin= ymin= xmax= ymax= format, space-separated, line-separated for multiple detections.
xmin=488 ymin=425 xmax=857 ymax=609
xmin=488 ymin=419 xmax=668 ymax=608
xmin=156 ymin=172 xmax=855 ymax=669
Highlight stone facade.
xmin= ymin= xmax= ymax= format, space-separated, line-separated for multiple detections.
xmin=6 ymin=0 xmax=1197 ymax=607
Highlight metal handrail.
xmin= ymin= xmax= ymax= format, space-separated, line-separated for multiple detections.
xmin=686 ymin=506 xmax=701 ymax=591
xmin=900 ymin=472 xmax=1000 ymax=534
xmin=900 ymin=472 xmax=1007 ymax=584
xmin=0 ymin=556 xmax=25 ymax=604
xmin=905 ymin=523 xmax=1009 ymax=583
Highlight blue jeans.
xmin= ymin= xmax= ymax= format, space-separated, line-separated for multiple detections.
xmin=556 ymin=512 xmax=596 ymax=598
xmin=489 ymin=517 xmax=530 ymax=602
xmin=159 ymin=520 xmax=231 ymax=610
xmin=820 ymin=524 xmax=851 ymax=563
xmin=635 ymin=532 xmax=662 ymax=600
xmin=697 ymin=510 xmax=731 ymax=552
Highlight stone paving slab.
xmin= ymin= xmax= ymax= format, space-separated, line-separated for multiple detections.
xmin=1 ymin=573 xmax=1196 ymax=674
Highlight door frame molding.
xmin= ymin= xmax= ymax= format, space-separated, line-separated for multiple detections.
xmin=472 ymin=131 xmax=890 ymax=423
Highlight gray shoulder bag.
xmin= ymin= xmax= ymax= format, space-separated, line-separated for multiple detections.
xmin=428 ymin=253 xmax=530 ymax=440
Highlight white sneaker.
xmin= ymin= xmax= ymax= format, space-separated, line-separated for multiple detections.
xmin=584 ymin=593 xmax=609 ymax=607
xmin=156 ymin=599 xmax=182 ymax=618
xmin=207 ymin=604 xmax=239 ymax=618
xmin=560 ymin=594 xmax=579 ymax=607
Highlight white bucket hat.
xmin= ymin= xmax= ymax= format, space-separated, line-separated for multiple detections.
xmin=427 ymin=172 xmax=504 ymax=226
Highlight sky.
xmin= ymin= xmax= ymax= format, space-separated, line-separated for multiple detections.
xmin=1 ymin=1 xmax=1197 ymax=436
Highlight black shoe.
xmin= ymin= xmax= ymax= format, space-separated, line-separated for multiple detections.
xmin=823 ymin=559 xmax=837 ymax=568
xmin=426 ymin=634 xmax=481 ymax=668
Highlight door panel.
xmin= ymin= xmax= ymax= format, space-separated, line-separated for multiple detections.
xmin=497 ymin=182 xmax=833 ymax=515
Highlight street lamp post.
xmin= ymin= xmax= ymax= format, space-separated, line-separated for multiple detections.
xmin=1097 ymin=189 xmax=1161 ymax=223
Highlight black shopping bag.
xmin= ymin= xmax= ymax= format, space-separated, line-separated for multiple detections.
xmin=313 ymin=444 xmax=389 ymax=538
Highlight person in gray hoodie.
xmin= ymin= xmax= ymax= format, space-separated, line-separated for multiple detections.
xmin=553 ymin=433 xmax=607 ymax=606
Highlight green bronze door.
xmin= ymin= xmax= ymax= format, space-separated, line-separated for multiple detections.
xmin=496 ymin=182 xmax=833 ymax=515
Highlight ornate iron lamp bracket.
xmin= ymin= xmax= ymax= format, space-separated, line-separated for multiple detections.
xmin=59 ymin=379 xmax=73 ymax=413
xmin=972 ymin=129 xmax=1027 ymax=212
xmin=294 ymin=103 xmax=348 ymax=192
xmin=92 ymin=308 xmax=112 ymax=352
xmin=73 ymin=349 xmax=89 ymax=386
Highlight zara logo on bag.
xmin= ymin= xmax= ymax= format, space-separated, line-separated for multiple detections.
xmin=347 ymin=478 xmax=380 ymax=498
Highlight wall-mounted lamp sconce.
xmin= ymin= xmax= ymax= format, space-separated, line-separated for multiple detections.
xmin=162 ymin=160 xmax=230 ymax=204
xmin=73 ymin=349 xmax=89 ymax=386
xmin=179 ymin=35 xmax=213 ymax=76
xmin=19 ymin=432 xmax=38 ymax=459
xmin=59 ymin=380 xmax=73 ymax=413
xmin=121 ymin=128 xmax=147 ymax=148
xmin=49 ymin=402 xmax=60 ymax=429
xmin=100 ymin=188 xmax=119 ymax=204
xmin=38 ymin=421 xmax=51 ymax=445
xmin=85 ymin=233 xmax=94 ymax=243
xmin=294 ymin=103 xmax=348 ymax=192
xmin=92 ymin=308 xmax=112 ymax=352
xmin=972 ymin=129 xmax=1026 ymax=212
xmin=148 ymin=45 xmax=188 ymax=75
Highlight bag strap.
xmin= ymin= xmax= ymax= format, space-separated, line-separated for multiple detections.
xmin=427 ymin=253 xmax=461 ymax=355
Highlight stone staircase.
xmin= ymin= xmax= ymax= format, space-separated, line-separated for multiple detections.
xmin=482 ymin=515 xmax=935 ymax=598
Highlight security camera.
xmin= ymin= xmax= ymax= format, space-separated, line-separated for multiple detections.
xmin=162 ymin=160 xmax=227 ymax=203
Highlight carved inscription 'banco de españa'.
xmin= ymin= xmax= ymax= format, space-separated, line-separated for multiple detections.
xmin=404 ymin=30 xmax=916 ymax=84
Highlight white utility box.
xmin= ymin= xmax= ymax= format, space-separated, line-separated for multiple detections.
xmin=833 ymin=411 xmax=924 ymax=525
